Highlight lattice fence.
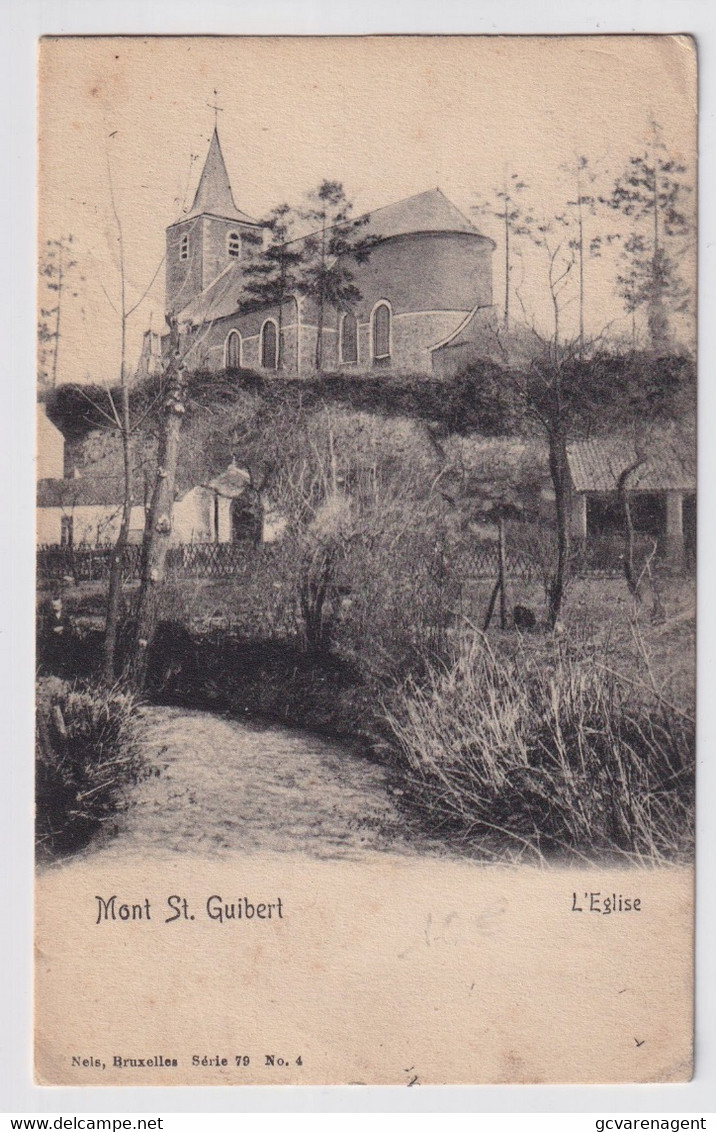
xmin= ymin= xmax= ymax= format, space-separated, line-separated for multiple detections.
xmin=36 ymin=541 xmax=260 ymax=583
xmin=165 ymin=541 xmax=258 ymax=578
xmin=37 ymin=536 xmax=682 ymax=586
xmin=38 ymin=540 xmax=542 ymax=584
xmin=37 ymin=543 xmax=143 ymax=583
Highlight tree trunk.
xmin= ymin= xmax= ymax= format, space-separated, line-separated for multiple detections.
xmin=124 ymin=344 xmax=186 ymax=690
xmin=51 ymin=245 xmax=63 ymax=388
xmin=547 ymin=428 xmax=571 ymax=628
xmin=314 ymin=218 xmax=326 ymax=372
xmin=315 ymin=291 xmax=325 ymax=373
xmin=577 ymin=194 xmax=584 ymax=355
xmin=504 ymin=200 xmax=510 ymax=328
xmin=482 ymin=577 xmax=501 ymax=632
xmin=617 ymin=458 xmax=646 ymax=600
xmin=102 ymin=360 xmax=132 ymax=682
xmin=277 ymin=299 xmax=283 ymax=372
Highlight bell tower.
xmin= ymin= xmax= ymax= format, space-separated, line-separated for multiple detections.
xmin=165 ymin=127 xmax=263 ymax=317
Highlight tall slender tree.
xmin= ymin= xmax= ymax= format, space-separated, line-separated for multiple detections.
xmin=238 ymin=204 xmax=304 ymax=371
xmin=99 ymin=146 xmax=167 ymax=682
xmin=473 ymin=173 xmax=533 ymax=329
xmin=563 ymin=155 xmax=603 ymax=354
xmin=38 ymin=235 xmax=83 ymax=388
xmin=299 ymin=181 xmax=377 ymax=372
xmin=603 ymin=121 xmax=693 ymax=352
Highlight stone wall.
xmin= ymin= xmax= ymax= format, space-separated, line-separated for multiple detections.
xmin=166 ymin=217 xmax=204 ymax=314
xmin=174 ymin=228 xmax=493 ymax=378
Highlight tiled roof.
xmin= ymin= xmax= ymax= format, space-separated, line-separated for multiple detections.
xmin=358 ymin=188 xmax=485 ymax=241
xmin=37 ymin=477 xmax=133 ymax=508
xmin=567 ymin=436 xmax=696 ymax=494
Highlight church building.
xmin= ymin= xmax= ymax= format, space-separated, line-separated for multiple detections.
xmin=154 ymin=128 xmax=496 ymax=378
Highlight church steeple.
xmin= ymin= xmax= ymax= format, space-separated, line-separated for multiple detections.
xmin=165 ymin=126 xmax=263 ymax=316
xmin=184 ymin=127 xmax=256 ymax=224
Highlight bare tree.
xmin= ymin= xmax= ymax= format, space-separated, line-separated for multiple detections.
xmin=100 ymin=149 xmax=166 ymax=682
xmin=38 ymin=235 xmax=83 ymax=388
xmin=562 ymin=155 xmax=603 ymax=354
xmin=473 ymin=173 xmax=533 ymax=330
xmin=123 ymin=276 xmax=240 ymax=688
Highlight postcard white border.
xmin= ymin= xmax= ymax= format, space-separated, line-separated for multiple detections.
xmin=2 ymin=0 xmax=715 ymax=1115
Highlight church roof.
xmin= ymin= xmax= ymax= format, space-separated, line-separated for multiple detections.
xmin=176 ymin=185 xmax=492 ymax=324
xmin=359 ymin=188 xmax=489 ymax=242
xmin=176 ymin=260 xmax=246 ymax=324
xmin=180 ymin=128 xmax=261 ymax=226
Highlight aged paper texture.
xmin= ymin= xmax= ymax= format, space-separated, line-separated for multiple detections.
xmin=35 ymin=35 xmax=696 ymax=1086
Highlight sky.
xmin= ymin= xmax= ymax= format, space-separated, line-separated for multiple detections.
xmin=37 ymin=35 xmax=697 ymax=385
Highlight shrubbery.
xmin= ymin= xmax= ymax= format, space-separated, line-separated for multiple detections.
xmin=35 ymin=677 xmax=151 ymax=858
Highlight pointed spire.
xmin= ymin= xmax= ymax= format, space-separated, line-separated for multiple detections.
xmin=184 ymin=128 xmax=258 ymax=224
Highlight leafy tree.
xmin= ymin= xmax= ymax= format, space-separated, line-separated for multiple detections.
xmin=299 ymin=181 xmax=377 ymax=372
xmin=238 ymin=204 xmax=304 ymax=371
xmin=603 ymin=121 xmax=694 ymax=352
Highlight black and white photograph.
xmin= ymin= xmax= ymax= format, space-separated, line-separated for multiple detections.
xmin=33 ymin=34 xmax=696 ymax=1086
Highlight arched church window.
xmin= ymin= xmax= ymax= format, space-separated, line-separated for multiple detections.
xmin=180 ymin=233 xmax=189 ymax=261
xmin=261 ymin=319 xmax=278 ymax=370
xmin=372 ymin=302 xmax=391 ymax=362
xmin=340 ymin=312 xmax=358 ymax=364
xmin=225 ymin=330 xmax=242 ymax=369
xmin=228 ymin=231 xmax=241 ymax=259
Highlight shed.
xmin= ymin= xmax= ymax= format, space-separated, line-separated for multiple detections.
xmin=566 ymin=435 xmax=696 ymax=564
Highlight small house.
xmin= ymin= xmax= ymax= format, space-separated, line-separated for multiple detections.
xmin=36 ymin=461 xmax=271 ymax=548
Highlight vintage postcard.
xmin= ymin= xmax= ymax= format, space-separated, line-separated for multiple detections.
xmin=35 ymin=35 xmax=696 ymax=1086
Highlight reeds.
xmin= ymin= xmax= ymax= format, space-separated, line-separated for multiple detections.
xmin=35 ymin=677 xmax=151 ymax=858
xmin=385 ymin=631 xmax=694 ymax=864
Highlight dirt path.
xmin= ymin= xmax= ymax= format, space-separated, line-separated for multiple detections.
xmin=94 ymin=706 xmax=431 ymax=860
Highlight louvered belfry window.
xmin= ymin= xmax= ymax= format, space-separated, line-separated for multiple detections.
xmin=228 ymin=232 xmax=241 ymax=258
xmin=180 ymin=233 xmax=189 ymax=261
xmin=372 ymin=303 xmax=391 ymax=361
xmin=261 ymin=320 xmax=278 ymax=370
xmin=341 ymin=312 xmax=358 ymax=364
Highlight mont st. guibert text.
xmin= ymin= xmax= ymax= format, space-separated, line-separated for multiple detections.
xmin=95 ymin=894 xmax=284 ymax=925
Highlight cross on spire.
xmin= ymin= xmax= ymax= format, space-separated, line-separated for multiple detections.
xmin=207 ymin=89 xmax=223 ymax=131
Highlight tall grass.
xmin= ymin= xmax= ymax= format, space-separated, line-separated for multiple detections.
xmin=36 ymin=677 xmax=151 ymax=858
xmin=385 ymin=632 xmax=694 ymax=863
